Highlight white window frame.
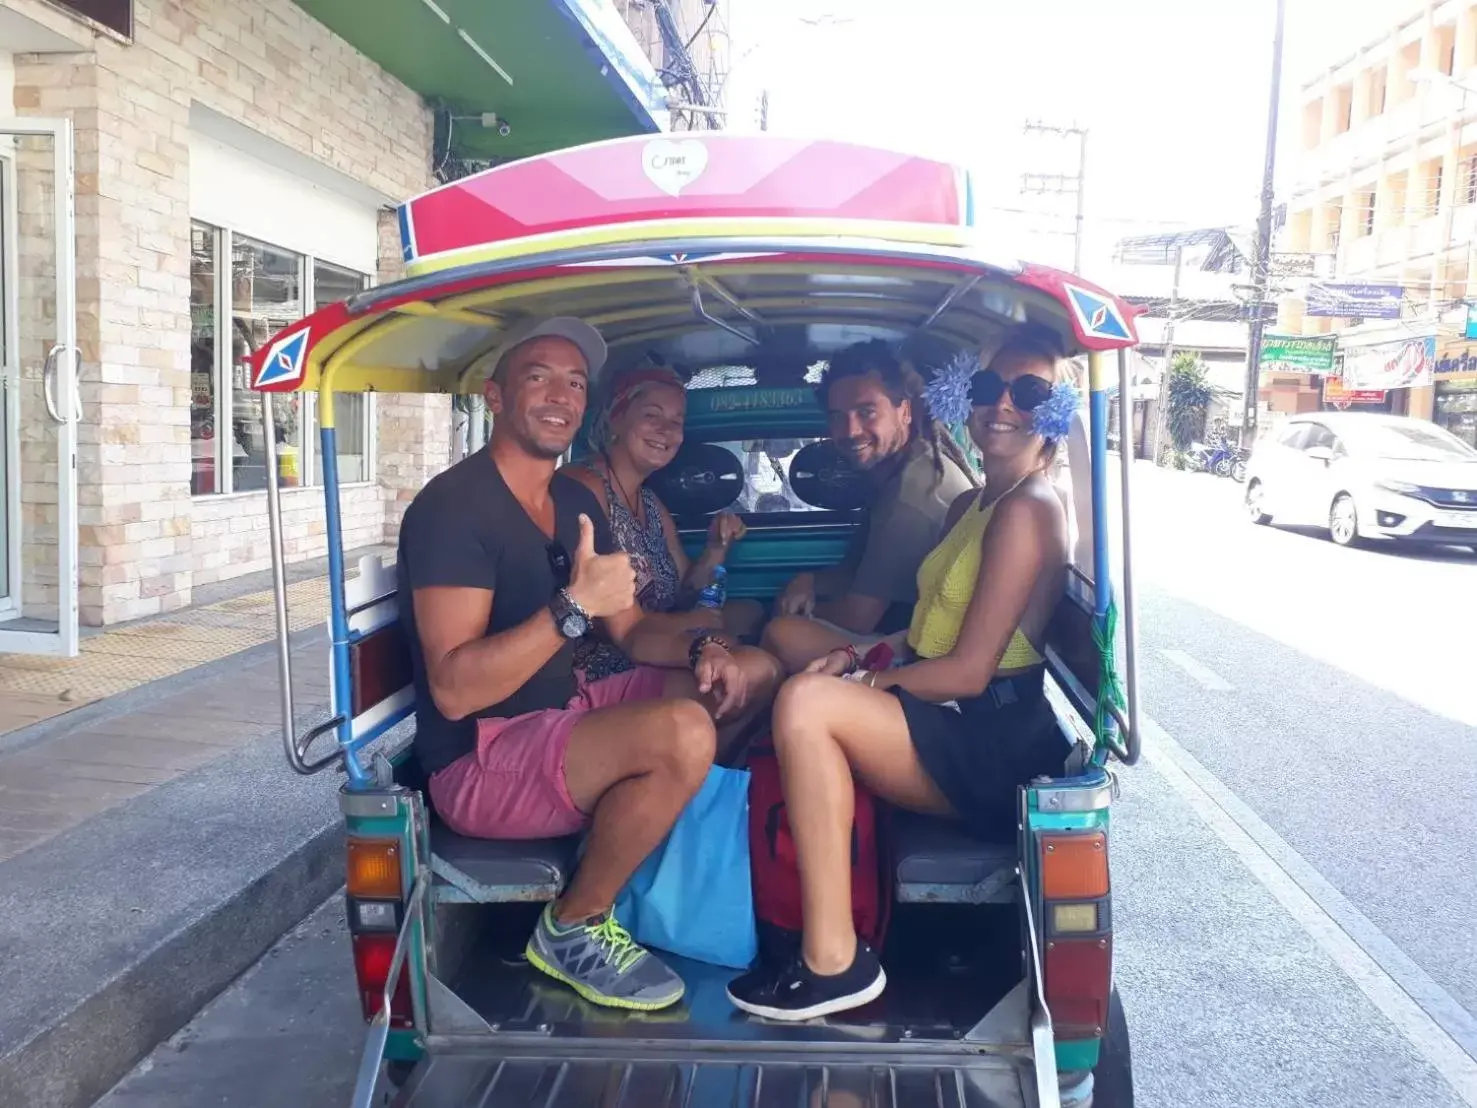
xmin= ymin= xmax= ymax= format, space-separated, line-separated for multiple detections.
xmin=191 ymin=220 xmax=375 ymax=498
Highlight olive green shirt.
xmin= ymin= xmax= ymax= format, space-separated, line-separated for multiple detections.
xmin=835 ymin=438 xmax=975 ymax=633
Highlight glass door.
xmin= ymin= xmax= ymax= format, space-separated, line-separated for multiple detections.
xmin=0 ymin=118 xmax=78 ymax=657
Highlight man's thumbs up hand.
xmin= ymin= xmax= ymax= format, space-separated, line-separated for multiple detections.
xmin=567 ymin=514 xmax=636 ymax=618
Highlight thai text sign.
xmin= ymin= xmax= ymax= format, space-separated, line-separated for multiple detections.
xmin=1323 ymin=378 xmax=1386 ymax=408
xmin=1342 ymin=336 xmax=1435 ymax=390
xmin=1261 ymin=334 xmax=1337 ymax=375
xmin=1304 ymin=282 xmax=1404 ymax=319
xmin=1436 ymin=341 xmax=1477 ymax=378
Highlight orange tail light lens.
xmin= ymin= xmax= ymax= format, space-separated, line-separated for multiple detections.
xmin=346 ymin=837 xmax=403 ymax=900
xmin=1040 ymin=831 xmax=1109 ymax=900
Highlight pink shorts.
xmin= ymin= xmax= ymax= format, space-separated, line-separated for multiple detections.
xmin=428 ymin=665 xmax=669 ymax=840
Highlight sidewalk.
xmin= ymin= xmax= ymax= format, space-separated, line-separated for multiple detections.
xmin=0 ymin=549 xmax=388 ymax=863
xmin=0 ymin=549 xmax=395 ymax=1108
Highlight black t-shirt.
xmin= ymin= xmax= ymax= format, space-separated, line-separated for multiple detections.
xmin=396 ymin=450 xmax=614 ymax=776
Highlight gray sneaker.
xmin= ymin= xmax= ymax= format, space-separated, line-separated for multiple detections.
xmin=524 ymin=905 xmax=685 ymax=1011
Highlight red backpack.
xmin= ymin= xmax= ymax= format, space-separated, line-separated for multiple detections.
xmin=747 ymin=735 xmax=891 ymax=965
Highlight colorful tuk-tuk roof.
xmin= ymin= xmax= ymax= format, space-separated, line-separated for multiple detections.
xmin=250 ymin=134 xmax=1140 ymax=396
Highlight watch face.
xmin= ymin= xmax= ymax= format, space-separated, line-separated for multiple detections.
xmin=560 ymin=613 xmax=587 ymax=639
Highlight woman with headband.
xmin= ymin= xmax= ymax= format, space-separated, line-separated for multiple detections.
xmin=563 ymin=365 xmax=758 ymax=682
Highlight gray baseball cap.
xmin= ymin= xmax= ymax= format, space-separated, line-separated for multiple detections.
xmin=482 ymin=315 xmax=608 ymax=381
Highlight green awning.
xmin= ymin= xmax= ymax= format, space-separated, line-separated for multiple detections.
xmin=293 ymin=0 xmax=669 ymax=161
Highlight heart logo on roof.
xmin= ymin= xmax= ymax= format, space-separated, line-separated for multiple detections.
xmin=642 ymin=138 xmax=709 ymax=197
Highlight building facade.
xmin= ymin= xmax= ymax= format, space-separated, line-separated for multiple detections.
xmin=1276 ymin=0 xmax=1477 ymax=436
xmin=1 ymin=0 xmax=726 ymax=655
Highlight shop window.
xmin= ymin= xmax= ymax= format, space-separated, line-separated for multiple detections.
xmin=310 ymin=261 xmax=371 ymax=485
xmin=189 ymin=222 xmax=374 ymax=496
xmin=231 ymin=236 xmax=305 ymax=493
xmin=189 ymin=223 xmax=219 ymax=495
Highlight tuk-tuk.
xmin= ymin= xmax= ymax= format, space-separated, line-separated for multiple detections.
xmin=250 ymin=134 xmax=1143 ymax=1108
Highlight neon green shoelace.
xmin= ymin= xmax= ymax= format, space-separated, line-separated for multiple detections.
xmin=584 ymin=915 xmax=644 ymax=974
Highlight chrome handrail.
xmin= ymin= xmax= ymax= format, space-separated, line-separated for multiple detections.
xmin=260 ymin=376 xmax=342 ymax=777
xmin=1114 ymin=348 xmax=1142 ymax=766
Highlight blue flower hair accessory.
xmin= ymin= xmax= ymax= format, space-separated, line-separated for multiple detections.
xmin=922 ymin=351 xmax=979 ymax=427
xmin=1032 ymin=380 xmax=1081 ymax=443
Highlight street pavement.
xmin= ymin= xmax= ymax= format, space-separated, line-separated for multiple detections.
xmin=92 ymin=464 xmax=1477 ymax=1108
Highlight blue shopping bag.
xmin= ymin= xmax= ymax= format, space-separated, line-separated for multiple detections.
xmin=613 ymin=764 xmax=757 ymax=970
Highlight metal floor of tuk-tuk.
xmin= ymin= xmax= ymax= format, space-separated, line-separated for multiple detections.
xmin=446 ymin=899 xmax=1023 ymax=1043
xmin=399 ymin=902 xmax=1037 ymax=1107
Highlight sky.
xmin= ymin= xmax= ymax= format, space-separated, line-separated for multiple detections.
xmin=723 ymin=0 xmax=1413 ymax=276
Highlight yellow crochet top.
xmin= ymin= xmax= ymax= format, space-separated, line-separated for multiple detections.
xmin=906 ymin=495 xmax=1045 ymax=668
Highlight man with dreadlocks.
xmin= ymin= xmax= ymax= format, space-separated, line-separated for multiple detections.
xmin=762 ymin=339 xmax=977 ymax=673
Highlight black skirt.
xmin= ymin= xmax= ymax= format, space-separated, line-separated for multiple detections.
xmin=894 ymin=669 xmax=1070 ymax=841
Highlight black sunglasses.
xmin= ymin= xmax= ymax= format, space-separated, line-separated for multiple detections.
xmin=970 ymin=370 xmax=1054 ymax=412
xmin=546 ymin=541 xmax=572 ymax=588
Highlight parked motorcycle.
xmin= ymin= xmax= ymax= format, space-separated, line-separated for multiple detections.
xmin=1192 ymin=438 xmax=1250 ymax=480
xmin=1184 ymin=441 xmax=1217 ymax=473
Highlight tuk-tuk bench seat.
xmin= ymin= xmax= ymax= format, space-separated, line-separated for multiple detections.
xmin=428 ymin=823 xmax=577 ymax=904
xmin=892 ymin=812 xmax=1018 ymax=905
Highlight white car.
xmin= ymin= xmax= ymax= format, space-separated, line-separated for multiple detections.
xmin=1243 ymin=412 xmax=1477 ymax=550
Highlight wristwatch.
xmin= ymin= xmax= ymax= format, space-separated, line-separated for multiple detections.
xmin=549 ymin=588 xmax=591 ymax=640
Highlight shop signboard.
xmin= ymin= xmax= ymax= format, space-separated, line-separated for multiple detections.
xmin=1436 ymin=340 xmax=1477 ymax=379
xmin=1342 ymin=335 xmax=1436 ymax=390
xmin=1260 ymin=334 xmax=1337 ymax=375
xmin=1304 ymin=282 xmax=1405 ymax=319
xmin=1323 ymin=377 xmax=1386 ymax=409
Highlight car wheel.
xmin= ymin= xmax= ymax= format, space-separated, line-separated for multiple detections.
xmin=1245 ymin=480 xmax=1271 ymax=524
xmin=1329 ymin=493 xmax=1360 ymax=547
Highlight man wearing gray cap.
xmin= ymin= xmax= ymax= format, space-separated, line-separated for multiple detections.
xmin=396 ymin=316 xmax=780 ymax=1012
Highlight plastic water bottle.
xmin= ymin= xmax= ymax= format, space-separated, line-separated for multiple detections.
xmin=697 ymin=565 xmax=727 ymax=609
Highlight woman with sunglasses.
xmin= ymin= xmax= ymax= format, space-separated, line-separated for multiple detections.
xmin=725 ymin=324 xmax=1081 ymax=1022
xmin=563 ymin=365 xmax=760 ymax=682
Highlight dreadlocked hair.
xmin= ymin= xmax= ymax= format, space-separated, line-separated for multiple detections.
xmin=818 ymin=339 xmax=980 ymax=487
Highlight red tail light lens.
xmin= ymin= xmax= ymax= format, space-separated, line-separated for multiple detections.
xmin=351 ymin=931 xmax=415 ymax=1028
xmin=1044 ymin=936 xmax=1112 ymax=1039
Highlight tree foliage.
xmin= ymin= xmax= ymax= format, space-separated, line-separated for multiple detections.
xmin=1166 ymin=353 xmax=1212 ymax=452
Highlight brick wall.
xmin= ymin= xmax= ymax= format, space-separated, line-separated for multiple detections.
xmin=8 ymin=0 xmax=434 ymax=625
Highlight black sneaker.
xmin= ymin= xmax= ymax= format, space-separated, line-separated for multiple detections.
xmin=726 ymin=942 xmax=886 ymax=1021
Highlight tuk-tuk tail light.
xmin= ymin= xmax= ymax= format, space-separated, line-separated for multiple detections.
xmin=351 ymin=932 xmax=415 ymax=1028
xmin=351 ymin=897 xmax=401 ymax=932
xmin=346 ymin=837 xmax=403 ymax=900
xmin=1040 ymin=831 xmax=1108 ymax=900
xmin=1044 ymin=935 xmax=1112 ymax=1040
xmin=1050 ymin=902 xmax=1100 ymax=934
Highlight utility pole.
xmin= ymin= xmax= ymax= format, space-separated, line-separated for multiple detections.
xmin=1022 ymin=120 xmax=1089 ymax=274
xmin=1150 ymin=244 xmax=1186 ymax=464
xmin=1241 ymin=0 xmax=1288 ymax=447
